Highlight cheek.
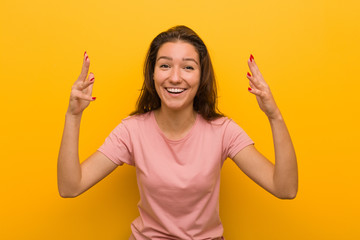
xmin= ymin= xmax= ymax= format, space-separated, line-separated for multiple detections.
xmin=194 ymin=73 xmax=201 ymax=88
xmin=193 ymin=75 xmax=201 ymax=95
xmin=153 ymin=75 xmax=164 ymax=96
xmin=153 ymin=70 xmax=161 ymax=85
xmin=154 ymin=80 xmax=161 ymax=95
xmin=153 ymin=70 xmax=167 ymax=83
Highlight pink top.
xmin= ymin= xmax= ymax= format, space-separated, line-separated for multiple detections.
xmin=98 ymin=111 xmax=254 ymax=239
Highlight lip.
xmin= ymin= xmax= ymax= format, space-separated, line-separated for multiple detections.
xmin=165 ymin=87 xmax=187 ymax=95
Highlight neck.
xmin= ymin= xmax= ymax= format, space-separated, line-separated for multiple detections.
xmin=154 ymin=106 xmax=197 ymax=140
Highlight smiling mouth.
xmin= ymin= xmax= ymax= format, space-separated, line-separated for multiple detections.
xmin=165 ymin=88 xmax=186 ymax=94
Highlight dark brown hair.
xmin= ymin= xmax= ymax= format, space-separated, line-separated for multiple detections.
xmin=131 ymin=25 xmax=223 ymax=120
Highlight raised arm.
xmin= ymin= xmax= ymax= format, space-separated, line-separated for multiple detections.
xmin=57 ymin=52 xmax=118 ymax=198
xmin=232 ymin=55 xmax=298 ymax=199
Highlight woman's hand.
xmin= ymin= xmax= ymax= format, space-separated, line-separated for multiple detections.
xmin=246 ymin=55 xmax=280 ymax=120
xmin=239 ymin=55 xmax=298 ymax=199
xmin=66 ymin=52 xmax=96 ymax=116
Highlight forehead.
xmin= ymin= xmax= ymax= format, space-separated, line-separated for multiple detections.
xmin=157 ymin=41 xmax=199 ymax=60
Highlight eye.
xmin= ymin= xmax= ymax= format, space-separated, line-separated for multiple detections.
xmin=185 ymin=66 xmax=194 ymax=70
xmin=160 ymin=64 xmax=170 ymax=68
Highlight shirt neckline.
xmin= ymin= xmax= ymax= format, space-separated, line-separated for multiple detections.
xmin=151 ymin=110 xmax=200 ymax=144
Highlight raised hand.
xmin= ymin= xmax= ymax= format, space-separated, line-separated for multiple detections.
xmin=67 ymin=52 xmax=96 ymax=116
xmin=246 ymin=55 xmax=280 ymax=120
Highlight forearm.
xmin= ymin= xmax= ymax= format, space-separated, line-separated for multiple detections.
xmin=269 ymin=112 xmax=298 ymax=199
xmin=57 ymin=113 xmax=83 ymax=197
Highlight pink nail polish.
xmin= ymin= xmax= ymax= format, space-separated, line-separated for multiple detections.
xmin=248 ymin=87 xmax=252 ymax=91
xmin=92 ymin=97 xmax=96 ymax=100
xmin=250 ymin=54 xmax=254 ymax=62
xmin=90 ymin=77 xmax=95 ymax=82
xmin=247 ymin=72 xmax=251 ymax=77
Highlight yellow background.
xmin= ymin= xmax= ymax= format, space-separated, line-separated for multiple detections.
xmin=1 ymin=0 xmax=359 ymax=239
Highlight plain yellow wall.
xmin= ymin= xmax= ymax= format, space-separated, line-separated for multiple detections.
xmin=1 ymin=0 xmax=359 ymax=239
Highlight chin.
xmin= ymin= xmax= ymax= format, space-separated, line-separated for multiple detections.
xmin=161 ymin=102 xmax=192 ymax=112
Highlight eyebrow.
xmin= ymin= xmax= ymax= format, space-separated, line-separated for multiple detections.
xmin=157 ymin=56 xmax=199 ymax=66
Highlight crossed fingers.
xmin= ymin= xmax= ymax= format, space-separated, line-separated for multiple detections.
xmin=246 ymin=54 xmax=269 ymax=98
xmin=71 ymin=52 xmax=96 ymax=101
xmin=245 ymin=54 xmax=281 ymax=119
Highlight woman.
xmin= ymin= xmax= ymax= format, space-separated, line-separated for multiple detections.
xmin=57 ymin=26 xmax=298 ymax=239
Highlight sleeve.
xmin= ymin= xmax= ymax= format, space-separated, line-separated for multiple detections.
xmin=223 ymin=119 xmax=254 ymax=159
xmin=97 ymin=121 xmax=135 ymax=166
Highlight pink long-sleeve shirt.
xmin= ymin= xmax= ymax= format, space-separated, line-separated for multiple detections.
xmin=98 ymin=111 xmax=254 ymax=239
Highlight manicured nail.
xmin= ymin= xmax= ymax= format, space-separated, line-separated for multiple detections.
xmin=84 ymin=51 xmax=87 ymax=56
xmin=247 ymin=72 xmax=251 ymax=77
xmin=250 ymin=54 xmax=254 ymax=62
xmin=92 ymin=97 xmax=96 ymax=100
xmin=248 ymin=87 xmax=252 ymax=91
xmin=90 ymin=77 xmax=95 ymax=82
xmin=85 ymin=56 xmax=89 ymax=61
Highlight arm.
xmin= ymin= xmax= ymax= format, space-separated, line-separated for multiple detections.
xmin=57 ymin=52 xmax=118 ymax=198
xmin=232 ymin=55 xmax=298 ymax=199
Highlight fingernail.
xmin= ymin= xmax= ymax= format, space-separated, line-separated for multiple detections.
xmin=85 ymin=56 xmax=89 ymax=61
xmin=84 ymin=51 xmax=87 ymax=56
xmin=250 ymin=54 xmax=254 ymax=62
xmin=248 ymin=87 xmax=252 ymax=91
xmin=247 ymin=72 xmax=251 ymax=77
xmin=90 ymin=77 xmax=95 ymax=82
xmin=92 ymin=97 xmax=96 ymax=100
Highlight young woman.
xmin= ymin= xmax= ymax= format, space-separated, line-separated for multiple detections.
xmin=57 ymin=26 xmax=298 ymax=240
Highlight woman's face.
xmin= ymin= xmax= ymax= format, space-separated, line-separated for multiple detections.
xmin=153 ymin=41 xmax=201 ymax=112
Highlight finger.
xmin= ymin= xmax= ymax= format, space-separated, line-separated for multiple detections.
xmin=84 ymin=77 xmax=95 ymax=95
xmin=249 ymin=80 xmax=255 ymax=89
xmin=247 ymin=72 xmax=262 ymax=89
xmin=248 ymin=80 xmax=258 ymax=93
xmin=74 ymin=72 xmax=95 ymax=91
xmin=248 ymin=79 xmax=262 ymax=97
xmin=83 ymin=72 xmax=95 ymax=96
xmin=77 ymin=51 xmax=90 ymax=82
xmin=88 ymin=72 xmax=95 ymax=82
xmin=247 ymin=54 xmax=261 ymax=77
xmin=85 ymin=72 xmax=95 ymax=93
xmin=248 ymin=85 xmax=263 ymax=97
xmin=72 ymin=89 xmax=96 ymax=101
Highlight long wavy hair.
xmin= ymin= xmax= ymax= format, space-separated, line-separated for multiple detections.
xmin=131 ymin=25 xmax=223 ymax=120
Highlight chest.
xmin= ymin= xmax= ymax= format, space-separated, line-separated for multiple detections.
xmin=133 ymin=133 xmax=224 ymax=199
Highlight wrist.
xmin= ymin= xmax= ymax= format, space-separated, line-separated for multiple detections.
xmin=65 ymin=112 xmax=83 ymax=121
xmin=267 ymin=109 xmax=283 ymax=122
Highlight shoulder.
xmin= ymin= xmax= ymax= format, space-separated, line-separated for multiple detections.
xmin=201 ymin=115 xmax=236 ymax=129
xmin=120 ymin=112 xmax=152 ymax=126
xmin=110 ymin=112 xmax=153 ymax=134
xmin=195 ymin=115 xmax=243 ymax=136
xmin=203 ymin=116 xmax=249 ymax=139
xmin=209 ymin=116 xmax=231 ymax=125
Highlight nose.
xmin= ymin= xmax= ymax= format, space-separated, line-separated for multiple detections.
xmin=169 ymin=67 xmax=181 ymax=84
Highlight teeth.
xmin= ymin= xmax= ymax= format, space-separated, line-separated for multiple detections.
xmin=166 ymin=88 xmax=185 ymax=93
